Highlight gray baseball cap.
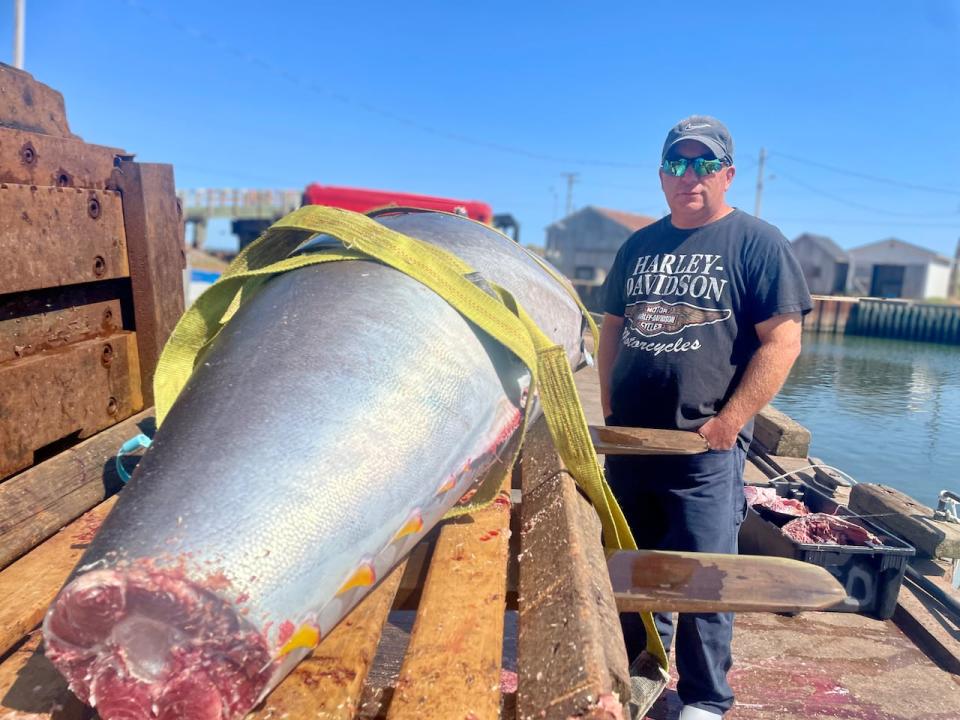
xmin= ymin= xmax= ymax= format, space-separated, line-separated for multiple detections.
xmin=661 ymin=115 xmax=734 ymax=164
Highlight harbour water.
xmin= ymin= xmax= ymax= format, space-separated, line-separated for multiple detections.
xmin=774 ymin=332 xmax=960 ymax=507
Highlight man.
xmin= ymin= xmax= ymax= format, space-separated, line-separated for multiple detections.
xmin=597 ymin=116 xmax=811 ymax=719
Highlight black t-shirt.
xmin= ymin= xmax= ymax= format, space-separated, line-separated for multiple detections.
xmin=600 ymin=209 xmax=812 ymax=448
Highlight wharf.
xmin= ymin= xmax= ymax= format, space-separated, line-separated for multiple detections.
xmin=573 ymin=351 xmax=960 ymax=719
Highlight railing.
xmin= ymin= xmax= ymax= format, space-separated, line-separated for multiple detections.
xmin=177 ymin=188 xmax=302 ymax=220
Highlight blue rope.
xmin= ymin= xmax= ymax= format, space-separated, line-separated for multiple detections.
xmin=116 ymin=433 xmax=152 ymax=484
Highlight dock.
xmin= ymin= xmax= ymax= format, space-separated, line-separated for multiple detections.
xmin=575 ymin=343 xmax=960 ymax=719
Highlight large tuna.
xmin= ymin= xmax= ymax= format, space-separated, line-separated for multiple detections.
xmin=42 ymin=210 xmax=588 ymax=719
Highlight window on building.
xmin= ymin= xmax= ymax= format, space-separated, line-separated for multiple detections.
xmin=574 ymin=266 xmax=595 ymax=280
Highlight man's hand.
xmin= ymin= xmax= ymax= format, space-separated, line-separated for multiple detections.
xmin=697 ymin=415 xmax=741 ymax=451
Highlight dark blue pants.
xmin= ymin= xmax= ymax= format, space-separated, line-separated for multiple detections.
xmin=607 ymin=446 xmax=747 ymax=716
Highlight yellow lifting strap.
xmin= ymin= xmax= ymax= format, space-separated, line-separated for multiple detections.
xmin=153 ymin=205 xmax=667 ymax=669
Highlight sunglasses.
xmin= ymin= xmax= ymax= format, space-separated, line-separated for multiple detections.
xmin=660 ymin=156 xmax=729 ymax=177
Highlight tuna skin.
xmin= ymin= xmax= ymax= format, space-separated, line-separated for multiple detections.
xmin=43 ymin=212 xmax=585 ymax=719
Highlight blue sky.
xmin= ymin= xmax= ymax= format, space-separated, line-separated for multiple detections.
xmin=4 ymin=1 xmax=959 ymax=255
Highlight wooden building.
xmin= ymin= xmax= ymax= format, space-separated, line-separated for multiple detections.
xmin=791 ymin=233 xmax=850 ymax=295
xmin=545 ymin=206 xmax=656 ymax=283
xmin=848 ymin=238 xmax=953 ymax=299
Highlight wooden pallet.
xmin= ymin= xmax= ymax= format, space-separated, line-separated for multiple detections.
xmin=0 ymin=415 xmax=633 ymax=719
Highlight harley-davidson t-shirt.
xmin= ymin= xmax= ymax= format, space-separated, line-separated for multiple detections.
xmin=600 ymin=209 xmax=812 ymax=449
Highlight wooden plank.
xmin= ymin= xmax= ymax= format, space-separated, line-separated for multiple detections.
xmin=251 ymin=561 xmax=406 ymax=720
xmin=0 ymin=65 xmax=76 ymax=138
xmin=753 ymin=404 xmax=811 ymax=458
xmin=0 ymin=497 xmax=117 ymax=657
xmin=0 ymin=126 xmax=123 ymax=189
xmin=0 ymin=410 xmax=153 ymax=570
xmin=111 ymin=161 xmax=185 ymax=406
xmin=387 ymin=477 xmax=512 ymax=720
xmin=0 ymin=632 xmax=92 ymax=720
xmin=892 ymin=559 xmax=960 ymax=675
xmin=0 ymin=184 xmax=129 ymax=294
xmin=590 ymin=424 xmax=707 ymax=456
xmin=518 ymin=418 xmax=631 ymax=720
xmin=0 ymin=298 xmax=122 ymax=364
xmin=849 ymin=483 xmax=960 ymax=560
xmin=608 ymin=550 xmax=847 ymax=613
xmin=0 ymin=332 xmax=143 ymax=480
xmin=744 ymin=457 xmax=770 ymax=485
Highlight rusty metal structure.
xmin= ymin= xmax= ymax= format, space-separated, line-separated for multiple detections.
xmin=0 ymin=63 xmax=183 ymax=484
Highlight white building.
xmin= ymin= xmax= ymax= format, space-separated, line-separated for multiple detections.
xmin=847 ymin=238 xmax=952 ymax=300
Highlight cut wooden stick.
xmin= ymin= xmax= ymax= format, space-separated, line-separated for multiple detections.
xmin=608 ymin=550 xmax=847 ymax=613
xmin=589 ymin=424 xmax=708 ymax=456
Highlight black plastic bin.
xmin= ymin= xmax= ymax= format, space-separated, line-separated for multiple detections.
xmin=739 ymin=481 xmax=915 ymax=619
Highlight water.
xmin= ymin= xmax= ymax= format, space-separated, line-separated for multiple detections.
xmin=773 ymin=333 xmax=960 ymax=508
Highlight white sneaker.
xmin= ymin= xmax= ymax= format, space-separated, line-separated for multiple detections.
xmin=679 ymin=706 xmax=723 ymax=720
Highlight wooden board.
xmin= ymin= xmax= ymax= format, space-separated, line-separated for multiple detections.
xmin=0 ymin=65 xmax=76 ymax=138
xmin=0 ymin=298 xmax=122 ymax=364
xmin=849 ymin=483 xmax=960 ymax=560
xmin=0 ymin=409 xmax=153 ymax=570
xmin=607 ymin=550 xmax=847 ymax=613
xmin=0 ymin=632 xmax=92 ymax=720
xmin=0 ymin=332 xmax=143 ymax=479
xmin=111 ymin=161 xmax=185 ymax=406
xmin=251 ymin=562 xmax=407 ymax=720
xmin=0 ymin=184 xmax=129 ymax=294
xmin=892 ymin=559 xmax=960 ymax=675
xmin=518 ymin=418 xmax=631 ymax=720
xmin=387 ymin=477 xmax=512 ymax=720
xmin=0 ymin=497 xmax=117 ymax=657
xmin=590 ymin=424 xmax=707 ymax=455
xmin=0 ymin=126 xmax=123 ymax=189
xmin=753 ymin=404 xmax=811 ymax=458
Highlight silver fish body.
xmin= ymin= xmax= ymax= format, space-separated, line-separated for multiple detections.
xmin=43 ymin=212 xmax=585 ymax=719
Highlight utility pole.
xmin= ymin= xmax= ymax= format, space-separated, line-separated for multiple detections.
xmin=13 ymin=0 xmax=24 ymax=69
xmin=754 ymin=147 xmax=766 ymax=218
xmin=561 ymin=172 xmax=579 ymax=217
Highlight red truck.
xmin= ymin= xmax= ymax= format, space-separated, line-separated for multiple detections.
xmin=234 ymin=184 xmax=518 ymax=249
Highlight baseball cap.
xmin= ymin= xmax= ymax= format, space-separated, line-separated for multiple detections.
xmin=661 ymin=115 xmax=734 ymax=164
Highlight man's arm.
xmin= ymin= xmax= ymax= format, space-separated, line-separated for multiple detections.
xmin=597 ymin=313 xmax=625 ymax=419
xmin=698 ymin=312 xmax=803 ymax=450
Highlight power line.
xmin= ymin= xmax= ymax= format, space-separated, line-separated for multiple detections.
xmin=767 ymin=216 xmax=960 ymax=228
xmin=770 ymin=150 xmax=960 ymax=197
xmin=121 ymin=0 xmax=646 ymax=170
xmin=772 ymin=170 xmax=960 ymax=219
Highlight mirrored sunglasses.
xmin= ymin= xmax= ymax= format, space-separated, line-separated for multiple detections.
xmin=660 ymin=156 xmax=728 ymax=177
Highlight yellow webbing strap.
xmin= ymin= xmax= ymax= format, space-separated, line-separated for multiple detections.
xmin=154 ymin=205 xmax=666 ymax=669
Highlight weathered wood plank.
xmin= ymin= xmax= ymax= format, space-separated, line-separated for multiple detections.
xmin=0 ymin=126 xmax=123 ymax=189
xmin=892 ymin=558 xmax=960 ymax=675
xmin=0 ymin=497 xmax=117 ymax=658
xmin=387 ymin=477 xmax=512 ymax=720
xmin=518 ymin=417 xmax=630 ymax=720
xmin=753 ymin=404 xmax=811 ymax=458
xmin=608 ymin=550 xmax=847 ymax=613
xmin=111 ymin=161 xmax=184 ymax=406
xmin=590 ymin=424 xmax=707 ymax=456
xmin=0 ymin=184 xmax=129 ymax=294
xmin=0 ymin=632 xmax=92 ymax=720
xmin=251 ymin=561 xmax=406 ymax=720
xmin=849 ymin=483 xmax=960 ymax=560
xmin=0 ymin=409 xmax=153 ymax=570
xmin=0 ymin=65 xmax=76 ymax=138
xmin=0 ymin=298 xmax=122 ymax=364
xmin=0 ymin=332 xmax=143 ymax=480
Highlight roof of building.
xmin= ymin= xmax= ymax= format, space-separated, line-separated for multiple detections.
xmin=594 ymin=206 xmax=658 ymax=232
xmin=848 ymin=237 xmax=951 ymax=265
xmin=792 ymin=233 xmax=849 ymax=262
xmin=547 ymin=205 xmax=658 ymax=232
